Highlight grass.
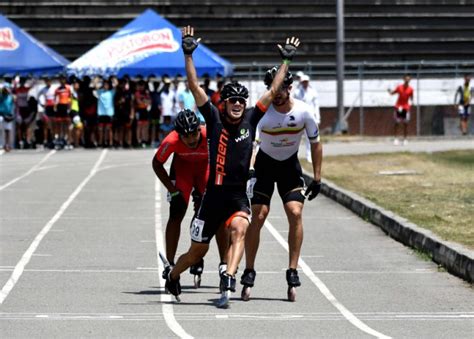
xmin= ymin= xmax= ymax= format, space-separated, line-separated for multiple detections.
xmin=304 ymin=150 xmax=474 ymax=249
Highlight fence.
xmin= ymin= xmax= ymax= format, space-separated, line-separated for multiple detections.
xmin=231 ymin=60 xmax=474 ymax=136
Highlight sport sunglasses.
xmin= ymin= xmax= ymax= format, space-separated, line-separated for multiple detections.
xmin=227 ymin=97 xmax=247 ymax=104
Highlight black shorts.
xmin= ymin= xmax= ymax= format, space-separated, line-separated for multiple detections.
xmin=98 ymin=115 xmax=112 ymax=126
xmin=251 ymin=150 xmax=306 ymax=206
xmin=56 ymin=104 xmax=69 ymax=118
xmin=190 ymin=186 xmax=250 ymax=244
xmin=136 ymin=108 xmax=149 ymax=122
xmin=45 ymin=106 xmax=55 ymax=117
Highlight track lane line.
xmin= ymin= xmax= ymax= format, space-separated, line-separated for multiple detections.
xmin=155 ymin=178 xmax=193 ymax=339
xmin=0 ymin=150 xmax=107 ymax=304
xmin=264 ymin=220 xmax=391 ymax=339
xmin=0 ymin=150 xmax=55 ymax=191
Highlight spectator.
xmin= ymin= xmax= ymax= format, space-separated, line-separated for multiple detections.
xmin=388 ymin=74 xmax=414 ymax=146
xmin=37 ymin=77 xmax=56 ymax=148
xmin=159 ymin=115 xmax=174 ymax=142
xmin=113 ymin=78 xmax=133 ymax=148
xmin=454 ymin=74 xmax=473 ymax=135
xmin=201 ymin=73 xmax=215 ymax=99
xmin=69 ymin=80 xmax=82 ymax=149
xmin=0 ymin=85 xmax=14 ymax=152
xmin=79 ymin=76 xmax=98 ymax=148
xmin=54 ymin=75 xmax=72 ymax=149
xmin=293 ymin=74 xmax=320 ymax=162
xmin=94 ymin=78 xmax=115 ymax=147
xmin=134 ymin=80 xmax=151 ymax=147
xmin=149 ymin=80 xmax=162 ymax=147
xmin=160 ymin=77 xmax=176 ymax=121
xmin=14 ymin=77 xmax=35 ymax=148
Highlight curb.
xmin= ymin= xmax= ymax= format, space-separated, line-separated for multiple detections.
xmin=302 ymin=172 xmax=474 ymax=283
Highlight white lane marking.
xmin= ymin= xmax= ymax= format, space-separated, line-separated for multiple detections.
xmin=0 ymin=150 xmax=55 ymax=191
xmin=155 ymin=178 xmax=193 ymax=339
xmin=0 ymin=311 xmax=471 ymax=321
xmin=264 ymin=220 xmax=391 ymax=339
xmin=0 ymin=150 xmax=108 ymax=304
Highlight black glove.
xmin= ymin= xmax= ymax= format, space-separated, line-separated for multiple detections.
xmin=305 ymin=180 xmax=321 ymax=201
xmin=248 ymin=168 xmax=255 ymax=179
xmin=278 ymin=37 xmax=301 ymax=62
xmin=182 ymin=34 xmax=200 ymax=55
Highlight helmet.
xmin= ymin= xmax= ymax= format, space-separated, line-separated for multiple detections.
xmin=264 ymin=66 xmax=293 ymax=88
xmin=220 ymin=82 xmax=249 ymax=101
xmin=174 ymin=109 xmax=199 ymax=135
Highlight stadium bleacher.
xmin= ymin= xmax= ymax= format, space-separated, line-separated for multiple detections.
xmin=2 ymin=0 xmax=474 ymax=71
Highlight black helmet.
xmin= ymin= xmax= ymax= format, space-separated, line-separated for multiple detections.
xmin=174 ymin=109 xmax=199 ymax=135
xmin=220 ymin=81 xmax=249 ymax=101
xmin=264 ymin=66 xmax=293 ymax=88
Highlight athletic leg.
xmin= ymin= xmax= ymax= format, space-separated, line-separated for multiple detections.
xmin=284 ymin=200 xmax=304 ymax=269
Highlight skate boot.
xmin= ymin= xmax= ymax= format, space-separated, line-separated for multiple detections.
xmin=286 ymin=268 xmax=301 ymax=302
xmin=161 ymin=262 xmax=174 ymax=280
xmin=165 ymin=271 xmax=181 ymax=302
xmin=189 ymin=259 xmax=204 ymax=288
xmin=240 ymin=268 xmax=256 ymax=301
xmin=218 ymin=262 xmax=227 ymax=290
xmin=217 ymin=272 xmax=236 ymax=308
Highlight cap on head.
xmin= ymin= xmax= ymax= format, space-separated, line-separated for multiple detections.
xmin=300 ymin=74 xmax=310 ymax=82
xmin=264 ymin=66 xmax=293 ymax=88
xmin=220 ymin=81 xmax=249 ymax=100
xmin=174 ymin=109 xmax=199 ymax=135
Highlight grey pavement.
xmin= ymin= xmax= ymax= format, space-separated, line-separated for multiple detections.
xmin=0 ymin=148 xmax=473 ymax=338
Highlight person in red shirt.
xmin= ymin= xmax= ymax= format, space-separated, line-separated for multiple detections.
xmin=152 ymin=109 xmax=227 ymax=287
xmin=54 ymin=75 xmax=73 ymax=149
xmin=388 ymin=74 xmax=414 ymax=145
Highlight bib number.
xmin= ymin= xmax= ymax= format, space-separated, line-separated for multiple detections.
xmin=190 ymin=218 xmax=205 ymax=242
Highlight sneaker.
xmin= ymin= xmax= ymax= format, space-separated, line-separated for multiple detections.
xmin=393 ymin=138 xmax=400 ymax=146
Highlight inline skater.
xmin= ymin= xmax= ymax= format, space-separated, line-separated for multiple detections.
xmin=153 ymin=109 xmax=227 ymax=288
xmin=164 ymin=25 xmax=300 ymax=308
xmin=241 ymin=66 xmax=323 ymax=302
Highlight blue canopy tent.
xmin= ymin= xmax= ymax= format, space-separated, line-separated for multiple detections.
xmin=68 ymin=9 xmax=233 ymax=78
xmin=0 ymin=15 xmax=69 ymax=76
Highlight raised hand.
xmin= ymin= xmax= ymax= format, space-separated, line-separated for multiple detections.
xmin=181 ymin=25 xmax=201 ymax=55
xmin=277 ymin=37 xmax=301 ymax=62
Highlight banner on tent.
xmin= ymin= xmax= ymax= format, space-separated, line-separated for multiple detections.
xmin=0 ymin=28 xmax=19 ymax=51
xmin=73 ymin=28 xmax=179 ymax=70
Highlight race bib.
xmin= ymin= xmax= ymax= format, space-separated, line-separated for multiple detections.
xmin=190 ymin=218 xmax=205 ymax=242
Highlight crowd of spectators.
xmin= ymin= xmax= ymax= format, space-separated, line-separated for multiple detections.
xmin=0 ymin=73 xmax=223 ymax=151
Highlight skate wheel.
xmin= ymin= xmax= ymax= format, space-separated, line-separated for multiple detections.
xmin=217 ymin=290 xmax=231 ymax=308
xmin=241 ymin=286 xmax=251 ymax=301
xmin=287 ymin=287 xmax=296 ymax=302
xmin=194 ymin=275 xmax=201 ymax=289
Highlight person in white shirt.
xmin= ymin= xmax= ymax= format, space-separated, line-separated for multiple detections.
xmin=242 ymin=66 xmax=323 ymax=302
xmin=293 ymin=74 xmax=320 ymax=162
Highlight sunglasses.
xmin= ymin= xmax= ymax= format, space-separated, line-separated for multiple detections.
xmin=227 ymin=97 xmax=246 ymax=104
